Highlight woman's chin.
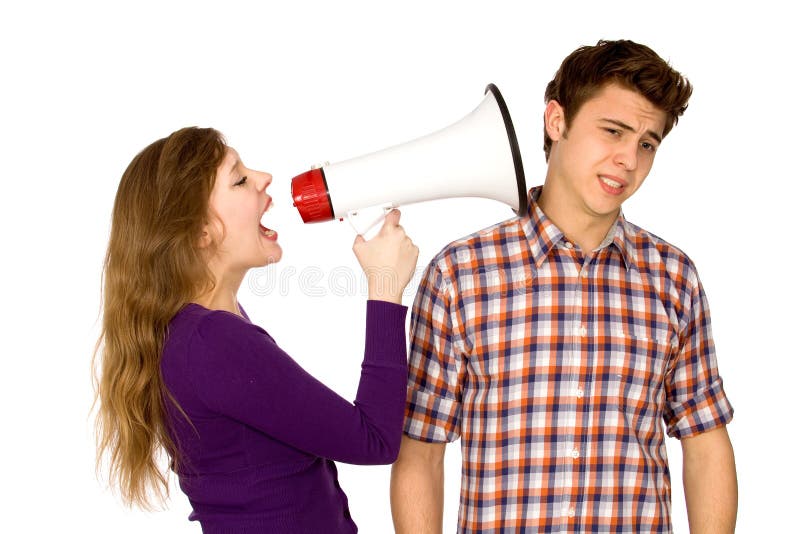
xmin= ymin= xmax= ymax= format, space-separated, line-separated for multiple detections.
xmin=264 ymin=247 xmax=283 ymax=265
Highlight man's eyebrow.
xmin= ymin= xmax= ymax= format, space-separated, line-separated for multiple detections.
xmin=601 ymin=118 xmax=662 ymax=145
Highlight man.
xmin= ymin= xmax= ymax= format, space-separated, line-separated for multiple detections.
xmin=391 ymin=40 xmax=736 ymax=533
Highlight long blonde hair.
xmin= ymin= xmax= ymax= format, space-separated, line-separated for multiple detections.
xmin=93 ymin=127 xmax=226 ymax=508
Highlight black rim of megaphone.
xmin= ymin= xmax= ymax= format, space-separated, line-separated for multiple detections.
xmin=485 ymin=83 xmax=527 ymax=215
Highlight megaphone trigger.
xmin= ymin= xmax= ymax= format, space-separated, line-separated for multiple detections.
xmin=346 ymin=204 xmax=394 ymax=239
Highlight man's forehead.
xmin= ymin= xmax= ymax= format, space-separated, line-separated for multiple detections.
xmin=584 ymin=84 xmax=667 ymax=136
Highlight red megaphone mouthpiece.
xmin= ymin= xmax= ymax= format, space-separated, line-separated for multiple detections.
xmin=291 ymin=168 xmax=334 ymax=223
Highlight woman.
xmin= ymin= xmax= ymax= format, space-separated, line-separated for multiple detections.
xmin=94 ymin=126 xmax=418 ymax=532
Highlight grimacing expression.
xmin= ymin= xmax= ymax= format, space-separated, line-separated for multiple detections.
xmin=546 ymin=83 xmax=668 ymax=220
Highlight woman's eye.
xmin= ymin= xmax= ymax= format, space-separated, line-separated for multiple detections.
xmin=234 ymin=176 xmax=248 ymax=186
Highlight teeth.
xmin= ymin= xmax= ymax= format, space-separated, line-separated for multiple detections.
xmin=259 ymin=205 xmax=275 ymax=237
xmin=601 ymin=177 xmax=623 ymax=188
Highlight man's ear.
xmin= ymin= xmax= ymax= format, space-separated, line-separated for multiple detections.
xmin=544 ymin=100 xmax=566 ymax=142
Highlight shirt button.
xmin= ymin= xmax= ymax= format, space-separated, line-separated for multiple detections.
xmin=579 ymin=325 xmax=587 ymax=337
xmin=564 ymin=241 xmax=574 ymax=249
xmin=576 ymin=388 xmax=584 ymax=398
xmin=581 ymin=269 xmax=588 ymax=278
xmin=568 ymin=507 xmax=576 ymax=518
xmin=571 ymin=448 xmax=580 ymax=459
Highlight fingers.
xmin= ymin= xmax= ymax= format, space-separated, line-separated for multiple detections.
xmin=381 ymin=209 xmax=401 ymax=229
xmin=378 ymin=210 xmax=406 ymax=241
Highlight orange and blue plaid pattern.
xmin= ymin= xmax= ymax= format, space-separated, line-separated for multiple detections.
xmin=404 ymin=187 xmax=733 ymax=533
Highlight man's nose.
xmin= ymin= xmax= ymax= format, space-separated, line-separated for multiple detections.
xmin=613 ymin=141 xmax=638 ymax=171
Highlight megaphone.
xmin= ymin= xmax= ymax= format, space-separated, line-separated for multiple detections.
xmin=291 ymin=84 xmax=526 ymax=234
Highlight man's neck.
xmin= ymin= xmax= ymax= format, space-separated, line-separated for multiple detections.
xmin=536 ymin=182 xmax=618 ymax=254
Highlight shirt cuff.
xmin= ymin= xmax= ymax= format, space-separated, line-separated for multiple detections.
xmin=403 ymin=388 xmax=461 ymax=443
xmin=666 ymin=377 xmax=734 ymax=439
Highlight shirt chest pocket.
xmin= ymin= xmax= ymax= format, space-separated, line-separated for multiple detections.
xmin=600 ymin=329 xmax=673 ymax=418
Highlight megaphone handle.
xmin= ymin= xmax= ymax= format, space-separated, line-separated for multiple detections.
xmin=346 ymin=205 xmax=393 ymax=238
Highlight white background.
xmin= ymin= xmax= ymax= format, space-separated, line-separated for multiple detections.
xmin=1 ymin=1 xmax=796 ymax=532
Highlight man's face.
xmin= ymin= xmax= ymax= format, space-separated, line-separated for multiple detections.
xmin=545 ymin=83 xmax=668 ymax=220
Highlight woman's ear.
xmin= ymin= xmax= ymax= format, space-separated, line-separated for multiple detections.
xmin=197 ymin=226 xmax=212 ymax=249
xmin=544 ymin=99 xmax=567 ymax=142
xmin=198 ymin=211 xmax=224 ymax=250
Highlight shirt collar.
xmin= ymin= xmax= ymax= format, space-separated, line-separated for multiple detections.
xmin=605 ymin=215 xmax=636 ymax=271
xmin=522 ymin=186 xmax=636 ymax=271
xmin=521 ymin=186 xmax=565 ymax=269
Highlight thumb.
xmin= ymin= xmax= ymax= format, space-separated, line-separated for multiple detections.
xmin=383 ymin=209 xmax=401 ymax=226
xmin=353 ymin=234 xmax=366 ymax=247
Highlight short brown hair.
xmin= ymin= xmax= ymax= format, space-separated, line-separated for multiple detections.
xmin=543 ymin=39 xmax=692 ymax=161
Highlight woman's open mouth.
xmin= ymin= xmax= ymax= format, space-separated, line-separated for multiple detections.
xmin=260 ymin=198 xmax=278 ymax=240
xmin=259 ymin=222 xmax=277 ymax=240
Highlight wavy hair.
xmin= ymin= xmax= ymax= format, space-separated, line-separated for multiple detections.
xmin=543 ymin=39 xmax=693 ymax=161
xmin=93 ymin=127 xmax=226 ymax=508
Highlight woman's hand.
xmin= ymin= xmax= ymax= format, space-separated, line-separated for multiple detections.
xmin=352 ymin=209 xmax=419 ymax=304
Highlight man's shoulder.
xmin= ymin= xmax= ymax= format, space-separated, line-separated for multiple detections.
xmin=430 ymin=216 xmax=526 ymax=270
xmin=622 ymin=218 xmax=700 ymax=280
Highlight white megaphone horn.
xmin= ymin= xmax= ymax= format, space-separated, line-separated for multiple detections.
xmin=291 ymin=84 xmax=527 ymax=234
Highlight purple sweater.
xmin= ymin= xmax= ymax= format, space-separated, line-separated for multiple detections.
xmin=160 ymin=300 xmax=408 ymax=533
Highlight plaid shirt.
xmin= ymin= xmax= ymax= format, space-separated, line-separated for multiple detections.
xmin=404 ymin=187 xmax=733 ymax=533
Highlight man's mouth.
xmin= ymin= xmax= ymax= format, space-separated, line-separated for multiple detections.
xmin=600 ymin=176 xmax=623 ymax=189
xmin=598 ymin=175 xmax=627 ymax=196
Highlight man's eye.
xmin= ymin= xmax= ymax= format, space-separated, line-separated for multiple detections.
xmin=234 ymin=176 xmax=248 ymax=186
xmin=641 ymin=142 xmax=656 ymax=152
xmin=605 ymin=128 xmax=621 ymax=136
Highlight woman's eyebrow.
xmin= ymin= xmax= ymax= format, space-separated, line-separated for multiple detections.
xmin=228 ymin=159 xmax=242 ymax=176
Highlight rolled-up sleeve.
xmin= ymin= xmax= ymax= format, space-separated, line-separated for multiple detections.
xmin=404 ymin=259 xmax=465 ymax=443
xmin=664 ymin=270 xmax=734 ymax=439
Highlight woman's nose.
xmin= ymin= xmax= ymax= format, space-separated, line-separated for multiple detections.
xmin=255 ymin=171 xmax=272 ymax=192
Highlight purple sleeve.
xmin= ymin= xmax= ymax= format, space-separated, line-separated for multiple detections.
xmin=188 ymin=300 xmax=408 ymax=465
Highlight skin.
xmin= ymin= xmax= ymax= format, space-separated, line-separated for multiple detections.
xmin=537 ymin=83 xmax=665 ymax=253
xmin=195 ymin=147 xmax=282 ymax=315
xmin=391 ymin=436 xmax=445 ymax=534
xmin=195 ymin=147 xmax=419 ymax=312
xmin=391 ymin=83 xmax=737 ymax=532
xmin=682 ymin=426 xmax=737 ymax=533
